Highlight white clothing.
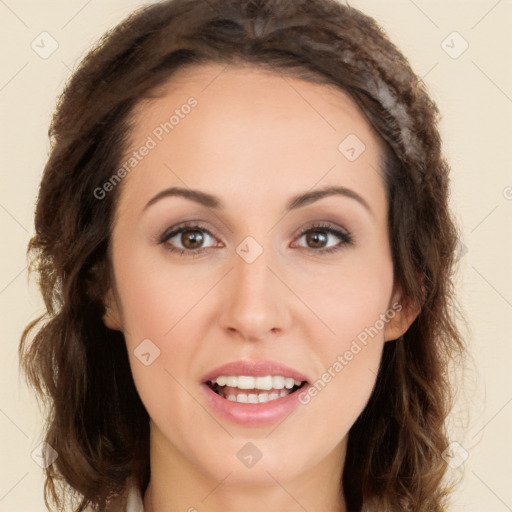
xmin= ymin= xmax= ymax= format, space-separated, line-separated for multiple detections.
xmin=126 ymin=484 xmax=144 ymax=512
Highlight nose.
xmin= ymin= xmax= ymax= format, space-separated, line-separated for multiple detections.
xmin=217 ymin=242 xmax=291 ymax=342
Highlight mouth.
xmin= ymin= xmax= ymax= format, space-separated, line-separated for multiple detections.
xmin=206 ymin=376 xmax=308 ymax=404
xmin=200 ymin=360 xmax=311 ymax=425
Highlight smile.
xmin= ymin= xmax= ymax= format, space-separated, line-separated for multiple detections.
xmin=207 ymin=375 xmax=307 ymax=403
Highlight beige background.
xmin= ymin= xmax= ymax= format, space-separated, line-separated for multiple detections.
xmin=1 ymin=0 xmax=511 ymax=510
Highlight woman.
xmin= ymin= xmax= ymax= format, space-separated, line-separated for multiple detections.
xmin=19 ymin=0 xmax=465 ymax=510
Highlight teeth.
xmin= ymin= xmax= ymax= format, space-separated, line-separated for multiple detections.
xmin=284 ymin=378 xmax=295 ymax=389
xmin=237 ymin=376 xmax=256 ymax=389
xmin=216 ymin=376 xmax=227 ymax=386
xmin=272 ymin=376 xmax=285 ymax=389
xmin=213 ymin=375 xmax=303 ymax=390
xmin=224 ymin=391 xmax=290 ymax=403
xmin=209 ymin=375 xmax=306 ymax=403
xmin=256 ymin=376 xmax=273 ymax=390
xmin=225 ymin=376 xmax=237 ymax=387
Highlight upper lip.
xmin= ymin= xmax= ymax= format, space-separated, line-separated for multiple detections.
xmin=201 ymin=360 xmax=310 ymax=384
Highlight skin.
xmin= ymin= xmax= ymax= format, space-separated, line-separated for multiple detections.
xmin=103 ymin=63 xmax=418 ymax=512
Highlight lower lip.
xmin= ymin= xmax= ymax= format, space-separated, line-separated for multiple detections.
xmin=201 ymin=383 xmax=309 ymax=427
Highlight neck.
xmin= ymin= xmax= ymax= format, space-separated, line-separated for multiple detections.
xmin=142 ymin=421 xmax=347 ymax=512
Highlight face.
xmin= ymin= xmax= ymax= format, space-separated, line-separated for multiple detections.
xmin=104 ymin=63 xmax=416 ymax=488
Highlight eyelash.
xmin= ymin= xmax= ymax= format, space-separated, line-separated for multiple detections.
xmin=158 ymin=221 xmax=353 ymax=257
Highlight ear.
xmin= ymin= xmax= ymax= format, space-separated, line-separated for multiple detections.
xmin=102 ymin=287 xmax=123 ymax=331
xmin=383 ymin=285 xmax=421 ymax=342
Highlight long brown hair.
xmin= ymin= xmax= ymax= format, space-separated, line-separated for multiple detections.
xmin=19 ymin=1 xmax=465 ymax=510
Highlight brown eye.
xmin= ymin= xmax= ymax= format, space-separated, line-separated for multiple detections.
xmin=159 ymin=224 xmax=218 ymax=255
xmin=294 ymin=224 xmax=353 ymax=255
xmin=180 ymin=229 xmax=205 ymax=249
xmin=305 ymin=230 xmax=328 ymax=249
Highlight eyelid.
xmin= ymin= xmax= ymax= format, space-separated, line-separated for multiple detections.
xmin=157 ymin=221 xmax=218 ymax=244
xmin=292 ymin=221 xmax=351 ymax=239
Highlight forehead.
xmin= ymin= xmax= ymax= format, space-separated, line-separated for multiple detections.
xmin=116 ymin=62 xmax=386 ymax=218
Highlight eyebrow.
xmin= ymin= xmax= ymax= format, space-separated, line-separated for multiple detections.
xmin=143 ymin=185 xmax=373 ymax=217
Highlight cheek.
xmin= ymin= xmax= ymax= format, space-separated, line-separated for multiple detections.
xmin=294 ymin=246 xmax=395 ymax=342
xmin=293 ymin=250 xmax=393 ymax=436
xmin=296 ymin=280 xmax=389 ymax=449
xmin=112 ymin=240 xmax=210 ymax=341
xmin=296 ymin=339 xmax=383 ymax=461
